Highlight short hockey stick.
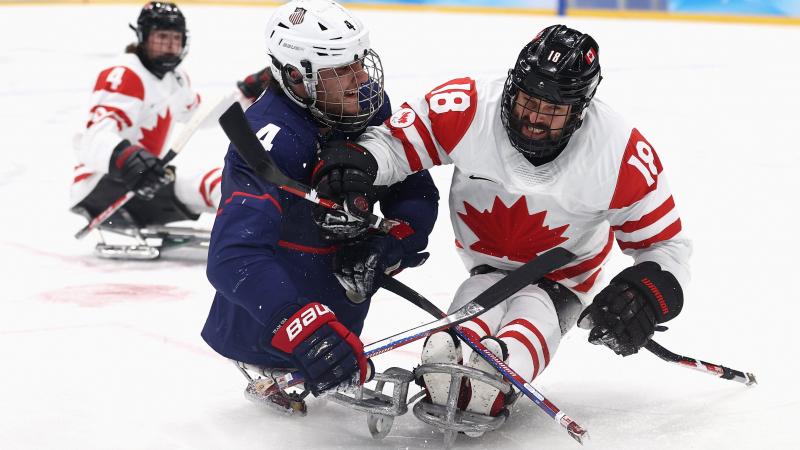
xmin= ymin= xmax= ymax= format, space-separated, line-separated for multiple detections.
xmin=74 ymin=94 xmax=233 ymax=239
xmin=217 ymin=102 xmax=401 ymax=234
xmin=381 ymin=276 xmax=588 ymax=445
xmin=271 ymin=248 xmax=576 ymax=391
xmin=645 ymin=340 xmax=757 ymax=386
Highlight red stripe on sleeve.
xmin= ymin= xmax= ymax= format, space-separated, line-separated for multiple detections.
xmin=389 ymin=126 xmax=423 ymax=172
xmin=401 ymin=102 xmax=441 ymax=166
xmin=612 ymin=196 xmax=675 ymax=233
xmin=617 ymin=219 xmax=682 ymax=250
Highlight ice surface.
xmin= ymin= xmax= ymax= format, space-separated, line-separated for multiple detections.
xmin=1 ymin=5 xmax=799 ymax=449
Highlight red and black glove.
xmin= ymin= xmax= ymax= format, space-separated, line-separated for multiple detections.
xmin=237 ymin=67 xmax=271 ymax=102
xmin=578 ymin=262 xmax=683 ymax=356
xmin=268 ymin=302 xmax=371 ymax=396
xmin=108 ymin=140 xmax=171 ymax=200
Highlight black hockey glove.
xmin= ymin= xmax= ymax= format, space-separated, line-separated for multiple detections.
xmin=311 ymin=140 xmax=380 ymax=241
xmin=268 ymin=302 xmax=372 ymax=396
xmin=578 ymin=262 xmax=683 ymax=356
xmin=334 ymin=231 xmax=428 ymax=304
xmin=237 ymin=67 xmax=271 ymax=102
xmin=109 ymin=140 xmax=171 ymax=200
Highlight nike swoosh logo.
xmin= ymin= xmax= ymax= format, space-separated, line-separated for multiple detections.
xmin=468 ymin=175 xmax=497 ymax=183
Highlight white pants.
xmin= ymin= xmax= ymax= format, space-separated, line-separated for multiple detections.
xmin=449 ymin=272 xmax=565 ymax=383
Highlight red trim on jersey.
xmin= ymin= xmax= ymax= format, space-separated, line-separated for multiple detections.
xmin=398 ymin=102 xmax=441 ymax=166
xmin=571 ymin=268 xmax=602 ymax=293
xmin=87 ymin=105 xmax=133 ymax=130
xmin=506 ymin=318 xmax=550 ymax=366
xmin=498 ymin=330 xmax=541 ymax=379
xmin=612 ymin=196 xmax=676 ymax=233
xmin=224 ymin=191 xmax=282 ymax=213
xmin=389 ymin=126 xmax=423 ymax=171
xmin=93 ymin=66 xmax=145 ymax=100
xmin=73 ymin=173 xmax=92 ymax=184
xmin=548 ymin=230 xmax=613 ymax=281
xmin=278 ymin=240 xmax=340 ymax=255
xmin=617 ymin=219 xmax=682 ymax=250
xmin=199 ymin=168 xmax=222 ymax=207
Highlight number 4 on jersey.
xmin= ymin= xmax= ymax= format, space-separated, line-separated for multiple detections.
xmin=609 ymin=128 xmax=664 ymax=209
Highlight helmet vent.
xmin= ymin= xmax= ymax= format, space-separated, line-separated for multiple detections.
xmin=318 ymin=22 xmax=328 ymax=31
xmin=277 ymin=22 xmax=289 ymax=29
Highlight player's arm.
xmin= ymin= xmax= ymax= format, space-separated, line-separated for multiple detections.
xmin=579 ymin=129 xmax=691 ymax=357
xmin=313 ymin=76 xmax=478 ymax=194
xmin=206 ymin=125 xmax=369 ymax=395
xmin=75 ymin=66 xmax=171 ymax=199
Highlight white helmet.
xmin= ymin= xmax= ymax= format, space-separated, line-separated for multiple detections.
xmin=265 ymin=0 xmax=384 ymax=132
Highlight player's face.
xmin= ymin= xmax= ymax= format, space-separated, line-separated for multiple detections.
xmin=512 ymin=91 xmax=571 ymax=141
xmin=315 ymin=60 xmax=370 ymax=117
xmin=145 ymin=29 xmax=184 ymax=60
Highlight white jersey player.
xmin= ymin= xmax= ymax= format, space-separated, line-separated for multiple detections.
xmin=311 ymin=25 xmax=691 ymax=432
xmin=71 ymin=2 xmax=271 ymax=233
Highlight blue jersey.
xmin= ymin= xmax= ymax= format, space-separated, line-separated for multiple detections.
xmin=202 ymin=88 xmax=439 ymax=366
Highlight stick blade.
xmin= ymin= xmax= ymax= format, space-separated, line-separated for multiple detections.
xmin=472 ymin=247 xmax=576 ymax=310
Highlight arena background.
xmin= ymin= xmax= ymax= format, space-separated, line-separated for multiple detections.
xmin=2 ymin=0 xmax=800 ymax=24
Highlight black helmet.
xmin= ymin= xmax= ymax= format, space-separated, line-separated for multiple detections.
xmin=130 ymin=2 xmax=188 ymax=78
xmin=501 ymin=25 xmax=601 ymax=164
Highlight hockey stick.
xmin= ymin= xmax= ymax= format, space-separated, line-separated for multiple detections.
xmin=271 ymin=248 xmax=576 ymax=392
xmin=74 ymin=94 xmax=234 ymax=240
xmin=645 ymin=340 xmax=757 ymax=386
xmin=381 ymin=276 xmax=588 ymax=445
xmin=217 ymin=102 xmax=402 ymax=234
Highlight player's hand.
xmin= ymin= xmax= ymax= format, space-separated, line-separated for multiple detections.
xmin=311 ymin=141 xmax=380 ymax=240
xmin=268 ymin=302 xmax=371 ymax=396
xmin=236 ymin=67 xmax=271 ymax=103
xmin=333 ymin=233 xmax=428 ymax=304
xmin=109 ymin=140 xmax=171 ymax=200
xmin=578 ymin=262 xmax=683 ymax=356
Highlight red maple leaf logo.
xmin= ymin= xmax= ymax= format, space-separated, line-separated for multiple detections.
xmin=138 ymin=108 xmax=172 ymax=157
xmin=458 ymin=196 xmax=569 ymax=262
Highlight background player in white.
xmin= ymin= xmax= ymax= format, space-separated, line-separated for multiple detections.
xmin=311 ymin=24 xmax=691 ymax=431
xmin=71 ymin=2 xmax=270 ymax=235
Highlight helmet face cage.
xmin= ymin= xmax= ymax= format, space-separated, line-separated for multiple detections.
xmin=501 ymin=75 xmax=588 ymax=161
xmin=501 ymin=25 xmax=601 ymax=162
xmin=134 ymin=2 xmax=189 ymax=75
xmin=265 ymin=0 xmax=384 ymax=132
xmin=307 ymin=49 xmax=384 ymax=132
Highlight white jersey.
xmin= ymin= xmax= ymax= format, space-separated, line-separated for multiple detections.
xmin=359 ymin=76 xmax=691 ymax=296
xmin=71 ymin=53 xmax=201 ymax=206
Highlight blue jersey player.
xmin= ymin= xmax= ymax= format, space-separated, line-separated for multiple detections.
xmin=201 ymin=0 xmax=439 ymax=409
